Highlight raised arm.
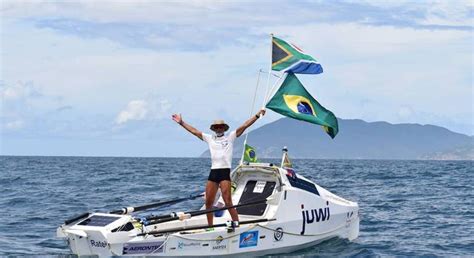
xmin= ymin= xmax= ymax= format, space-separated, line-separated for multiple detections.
xmin=236 ymin=109 xmax=266 ymax=137
xmin=172 ymin=114 xmax=203 ymax=140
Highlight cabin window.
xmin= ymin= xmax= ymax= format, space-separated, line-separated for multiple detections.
xmin=237 ymin=180 xmax=276 ymax=216
xmin=286 ymin=175 xmax=320 ymax=196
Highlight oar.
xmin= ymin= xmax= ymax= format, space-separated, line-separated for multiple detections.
xmin=145 ymin=195 xmax=275 ymax=226
xmin=136 ymin=218 xmax=276 ymax=236
xmin=63 ymin=193 xmax=204 ymax=225
xmin=110 ymin=193 xmax=205 ymax=215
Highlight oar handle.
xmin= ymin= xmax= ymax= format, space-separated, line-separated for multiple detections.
xmin=135 ymin=193 xmax=204 ymax=212
xmin=110 ymin=193 xmax=204 ymax=215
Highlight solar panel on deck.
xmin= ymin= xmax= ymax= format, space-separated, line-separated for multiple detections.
xmin=237 ymin=180 xmax=275 ymax=216
xmin=78 ymin=215 xmax=120 ymax=227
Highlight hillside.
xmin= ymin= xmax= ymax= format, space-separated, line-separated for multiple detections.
xmin=201 ymin=118 xmax=473 ymax=160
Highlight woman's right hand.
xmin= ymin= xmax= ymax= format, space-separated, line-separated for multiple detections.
xmin=172 ymin=114 xmax=182 ymax=124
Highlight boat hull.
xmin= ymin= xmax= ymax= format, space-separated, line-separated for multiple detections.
xmin=57 ymin=164 xmax=359 ymax=256
xmin=60 ymin=215 xmax=359 ymax=256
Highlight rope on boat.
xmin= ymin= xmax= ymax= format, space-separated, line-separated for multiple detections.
xmin=255 ymin=222 xmax=348 ymax=237
xmin=151 ymin=235 xmax=170 ymax=255
xmin=158 ymin=216 xmax=352 ymax=242
xmin=167 ymin=224 xmax=259 ymax=242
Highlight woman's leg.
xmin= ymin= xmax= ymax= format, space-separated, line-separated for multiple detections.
xmin=205 ymin=180 xmax=219 ymax=226
xmin=220 ymin=180 xmax=239 ymax=222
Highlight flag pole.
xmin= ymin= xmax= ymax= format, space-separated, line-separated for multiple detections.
xmin=261 ymin=33 xmax=274 ymax=109
xmin=240 ymin=69 xmax=262 ymax=165
xmin=262 ymin=73 xmax=286 ymax=106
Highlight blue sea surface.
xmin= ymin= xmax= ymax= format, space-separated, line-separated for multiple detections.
xmin=0 ymin=156 xmax=472 ymax=257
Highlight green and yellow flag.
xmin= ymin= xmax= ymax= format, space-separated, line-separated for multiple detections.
xmin=282 ymin=151 xmax=292 ymax=168
xmin=265 ymin=72 xmax=339 ymax=138
xmin=243 ymin=144 xmax=258 ymax=163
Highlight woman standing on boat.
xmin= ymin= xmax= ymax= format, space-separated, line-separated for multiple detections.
xmin=171 ymin=109 xmax=265 ymax=228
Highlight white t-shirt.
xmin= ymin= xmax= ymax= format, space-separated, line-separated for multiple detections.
xmin=202 ymin=130 xmax=237 ymax=169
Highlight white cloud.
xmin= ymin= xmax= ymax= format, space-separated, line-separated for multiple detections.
xmin=3 ymin=18 xmax=472 ymax=135
xmin=397 ymin=106 xmax=414 ymax=119
xmin=417 ymin=1 xmax=473 ymax=27
xmin=116 ymin=100 xmax=148 ymax=125
xmin=115 ymin=97 xmax=174 ymax=125
xmin=349 ymin=0 xmax=473 ymax=27
xmin=0 ymin=81 xmax=41 ymax=100
xmin=2 ymin=87 xmax=22 ymax=99
xmin=260 ymin=23 xmax=472 ymax=118
xmin=1 ymin=1 xmax=472 ymax=157
xmin=157 ymin=99 xmax=171 ymax=117
xmin=2 ymin=0 xmax=471 ymax=30
xmin=1 ymin=82 xmax=43 ymax=131
xmin=2 ymin=19 xmax=265 ymax=120
xmin=5 ymin=119 xmax=24 ymax=130
xmin=1 ymin=1 xmax=248 ymax=24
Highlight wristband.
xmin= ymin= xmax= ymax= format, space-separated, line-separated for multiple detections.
xmin=255 ymin=114 xmax=260 ymax=119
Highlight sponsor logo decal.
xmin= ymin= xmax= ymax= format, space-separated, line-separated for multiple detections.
xmin=90 ymin=240 xmax=107 ymax=248
xmin=212 ymin=236 xmax=226 ymax=250
xmin=177 ymin=242 xmax=200 ymax=249
xmin=212 ymin=245 xmax=226 ymax=250
xmin=253 ymin=181 xmax=267 ymax=193
xmin=273 ymin=227 xmax=284 ymax=241
xmin=123 ymin=241 xmax=164 ymax=255
xmin=300 ymin=203 xmax=330 ymax=235
xmin=239 ymin=231 xmax=259 ymax=248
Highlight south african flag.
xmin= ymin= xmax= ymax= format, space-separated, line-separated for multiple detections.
xmin=272 ymin=35 xmax=323 ymax=74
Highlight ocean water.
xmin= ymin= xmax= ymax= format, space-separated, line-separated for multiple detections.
xmin=0 ymin=156 xmax=472 ymax=257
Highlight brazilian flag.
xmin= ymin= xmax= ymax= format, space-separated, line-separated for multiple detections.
xmin=266 ymin=73 xmax=338 ymax=138
xmin=272 ymin=35 xmax=323 ymax=74
xmin=243 ymin=144 xmax=258 ymax=163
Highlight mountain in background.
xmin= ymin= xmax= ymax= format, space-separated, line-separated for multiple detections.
xmin=201 ymin=118 xmax=473 ymax=160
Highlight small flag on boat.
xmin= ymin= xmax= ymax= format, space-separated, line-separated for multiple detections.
xmin=243 ymin=144 xmax=258 ymax=163
xmin=266 ymin=72 xmax=339 ymax=138
xmin=272 ymin=35 xmax=323 ymax=74
xmin=282 ymin=151 xmax=292 ymax=168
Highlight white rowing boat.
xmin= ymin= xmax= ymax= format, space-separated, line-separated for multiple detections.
xmin=57 ymin=149 xmax=359 ymax=256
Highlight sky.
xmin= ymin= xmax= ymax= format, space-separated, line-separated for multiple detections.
xmin=1 ymin=0 xmax=473 ymax=157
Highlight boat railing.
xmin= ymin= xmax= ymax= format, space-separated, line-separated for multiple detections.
xmin=238 ymin=166 xmax=278 ymax=174
xmin=233 ymin=164 xmax=284 ymax=192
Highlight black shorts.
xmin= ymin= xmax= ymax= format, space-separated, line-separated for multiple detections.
xmin=208 ymin=168 xmax=231 ymax=183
